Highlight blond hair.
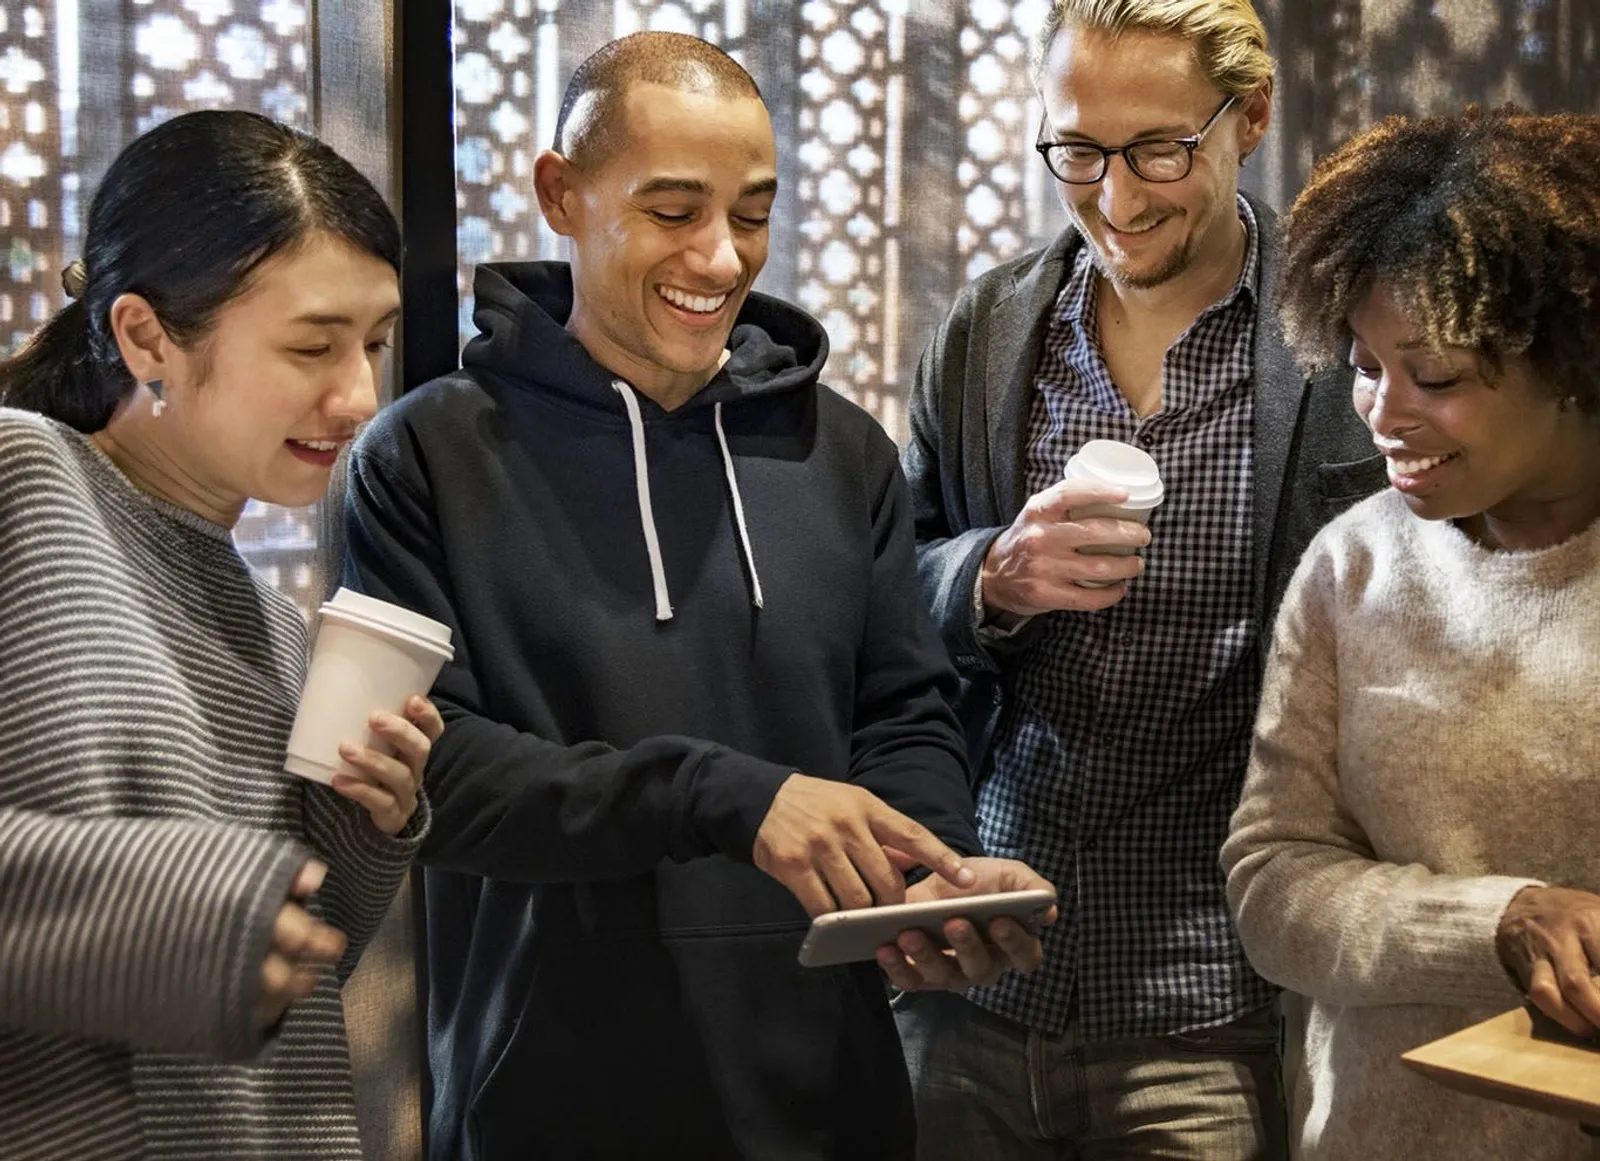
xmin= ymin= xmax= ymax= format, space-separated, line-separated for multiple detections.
xmin=1033 ymin=0 xmax=1274 ymax=97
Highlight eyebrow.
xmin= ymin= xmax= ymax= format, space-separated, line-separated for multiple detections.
xmin=290 ymin=306 xmax=400 ymax=328
xmin=1345 ymin=335 xmax=1443 ymax=355
xmin=1052 ymin=121 xmax=1192 ymax=142
xmin=634 ymin=176 xmax=779 ymax=199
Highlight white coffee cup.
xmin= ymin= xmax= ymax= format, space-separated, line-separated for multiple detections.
xmin=1064 ymin=439 xmax=1165 ymax=587
xmin=284 ymin=588 xmax=454 ymax=784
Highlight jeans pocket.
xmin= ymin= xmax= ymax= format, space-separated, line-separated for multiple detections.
xmin=889 ymin=984 xmax=923 ymax=1010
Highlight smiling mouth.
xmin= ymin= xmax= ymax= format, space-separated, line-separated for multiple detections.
xmin=288 ymin=438 xmax=346 ymax=452
xmin=657 ymin=285 xmax=731 ymax=315
xmin=1389 ymin=452 xmax=1457 ymax=475
xmin=1109 ymin=219 xmax=1163 ymax=236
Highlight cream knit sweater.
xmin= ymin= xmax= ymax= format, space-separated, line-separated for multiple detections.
xmin=1223 ymin=488 xmax=1600 ymax=1161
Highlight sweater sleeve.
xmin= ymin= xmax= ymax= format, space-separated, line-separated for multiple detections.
xmin=1222 ymin=540 xmax=1538 ymax=1010
xmin=0 ymin=810 xmax=308 ymax=1059
xmin=342 ymin=424 xmax=795 ymax=884
xmin=299 ymin=783 xmax=429 ymax=984
xmin=844 ymin=436 xmax=983 ymax=855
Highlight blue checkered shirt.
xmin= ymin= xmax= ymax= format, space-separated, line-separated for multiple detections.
xmin=971 ymin=197 xmax=1277 ymax=1040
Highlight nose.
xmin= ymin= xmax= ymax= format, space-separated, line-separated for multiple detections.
xmin=1363 ymin=374 xmax=1420 ymax=441
xmin=685 ymin=218 xmax=742 ymax=285
xmin=326 ymin=347 xmax=381 ymax=425
xmin=1096 ymin=153 xmax=1149 ymax=228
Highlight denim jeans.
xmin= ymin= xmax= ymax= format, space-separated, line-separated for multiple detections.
xmin=894 ymin=991 xmax=1287 ymax=1160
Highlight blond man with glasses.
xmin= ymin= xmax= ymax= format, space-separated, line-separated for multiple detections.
xmin=896 ymin=2 xmax=1383 ymax=1156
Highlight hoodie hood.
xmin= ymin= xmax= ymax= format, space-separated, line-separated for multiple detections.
xmin=463 ymin=261 xmax=829 ymax=415
xmin=463 ymin=261 xmax=830 ymax=622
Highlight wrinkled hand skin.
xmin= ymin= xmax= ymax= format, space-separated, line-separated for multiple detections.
xmin=1496 ymin=884 xmax=1600 ymax=1038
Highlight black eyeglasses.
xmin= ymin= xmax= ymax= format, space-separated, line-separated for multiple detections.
xmin=1035 ymin=96 xmax=1238 ymax=185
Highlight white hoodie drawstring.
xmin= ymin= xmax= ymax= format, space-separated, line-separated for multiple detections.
xmin=614 ymin=381 xmax=674 ymax=622
xmin=613 ymin=383 xmax=766 ymax=621
xmin=715 ymin=401 xmax=764 ymax=610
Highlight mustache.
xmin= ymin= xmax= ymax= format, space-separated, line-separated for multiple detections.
xmin=1080 ymin=205 xmax=1168 ymax=233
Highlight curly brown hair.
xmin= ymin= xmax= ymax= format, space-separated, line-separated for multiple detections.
xmin=1279 ymin=106 xmax=1600 ymax=414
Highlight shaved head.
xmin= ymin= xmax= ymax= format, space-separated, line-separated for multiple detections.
xmin=553 ymin=32 xmax=764 ymax=172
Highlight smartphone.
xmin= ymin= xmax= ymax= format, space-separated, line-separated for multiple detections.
xmin=795 ymin=888 xmax=1057 ymax=968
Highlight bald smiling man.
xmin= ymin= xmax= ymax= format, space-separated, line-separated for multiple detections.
xmin=344 ymin=31 xmax=1052 ymax=1161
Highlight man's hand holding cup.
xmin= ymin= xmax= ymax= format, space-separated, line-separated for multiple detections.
xmin=981 ymin=440 xmax=1164 ymax=618
xmin=982 ymin=480 xmax=1150 ymax=615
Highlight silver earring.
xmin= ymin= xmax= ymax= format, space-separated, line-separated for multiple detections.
xmin=146 ymin=379 xmax=166 ymax=417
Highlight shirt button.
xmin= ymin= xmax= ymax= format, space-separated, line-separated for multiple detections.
xmin=1136 ymin=429 xmax=1156 ymax=447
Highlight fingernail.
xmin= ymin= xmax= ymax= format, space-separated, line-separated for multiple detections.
xmin=338 ymin=742 xmax=360 ymax=759
xmin=956 ymin=864 xmax=976 ymax=886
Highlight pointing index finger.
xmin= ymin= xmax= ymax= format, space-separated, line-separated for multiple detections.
xmin=869 ymin=811 xmax=974 ymax=888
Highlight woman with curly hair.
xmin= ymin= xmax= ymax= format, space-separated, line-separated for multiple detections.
xmin=1222 ymin=106 xmax=1600 ymax=1160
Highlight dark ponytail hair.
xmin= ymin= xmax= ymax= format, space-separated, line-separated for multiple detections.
xmin=0 ymin=110 xmax=402 ymax=432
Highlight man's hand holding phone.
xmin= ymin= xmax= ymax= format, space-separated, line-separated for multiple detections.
xmin=752 ymin=773 xmax=976 ymax=916
xmin=876 ymin=857 xmax=1057 ymax=991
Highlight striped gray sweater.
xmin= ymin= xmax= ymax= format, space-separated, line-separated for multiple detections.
xmin=0 ymin=410 xmax=424 ymax=1159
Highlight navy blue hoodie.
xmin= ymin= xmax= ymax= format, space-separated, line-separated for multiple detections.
xmin=343 ymin=263 xmax=981 ymax=1160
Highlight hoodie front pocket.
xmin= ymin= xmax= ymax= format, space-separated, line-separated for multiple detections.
xmin=466 ymin=937 xmax=736 ymax=1161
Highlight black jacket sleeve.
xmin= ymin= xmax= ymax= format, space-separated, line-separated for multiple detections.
xmin=844 ymin=431 xmax=983 ymax=855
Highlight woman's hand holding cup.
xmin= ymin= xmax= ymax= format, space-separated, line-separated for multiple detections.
xmin=330 ymin=695 xmax=444 ymax=835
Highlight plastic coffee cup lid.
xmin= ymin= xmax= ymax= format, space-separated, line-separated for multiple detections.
xmin=319 ymin=588 xmax=453 ymax=654
xmin=1065 ymin=440 xmax=1164 ymax=506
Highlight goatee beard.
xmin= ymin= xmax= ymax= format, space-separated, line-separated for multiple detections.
xmin=1090 ymin=236 xmax=1191 ymax=290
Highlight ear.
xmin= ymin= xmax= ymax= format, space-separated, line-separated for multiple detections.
xmin=534 ymin=150 xmax=582 ymax=238
xmin=1237 ymin=80 xmax=1273 ymax=163
xmin=107 ymin=293 xmax=173 ymax=385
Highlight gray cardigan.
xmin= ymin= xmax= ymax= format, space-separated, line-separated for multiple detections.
xmin=903 ymin=196 xmax=1385 ymax=768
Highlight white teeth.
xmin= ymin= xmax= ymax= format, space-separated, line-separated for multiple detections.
xmin=659 ymin=285 xmax=728 ymax=314
xmin=296 ymin=440 xmax=339 ymax=451
xmin=1391 ymin=453 xmax=1451 ymax=475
